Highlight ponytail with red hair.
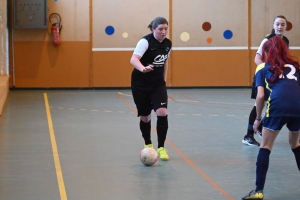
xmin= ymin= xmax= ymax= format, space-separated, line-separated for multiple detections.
xmin=261 ymin=36 xmax=300 ymax=83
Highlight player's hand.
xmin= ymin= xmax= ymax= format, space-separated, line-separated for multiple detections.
xmin=253 ymin=119 xmax=261 ymax=132
xmin=142 ymin=65 xmax=153 ymax=73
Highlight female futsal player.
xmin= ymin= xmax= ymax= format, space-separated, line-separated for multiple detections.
xmin=242 ymin=15 xmax=289 ymax=146
xmin=242 ymin=36 xmax=300 ymax=200
xmin=130 ymin=17 xmax=172 ymax=161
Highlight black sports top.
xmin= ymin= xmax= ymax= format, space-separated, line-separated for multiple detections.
xmin=131 ymin=33 xmax=172 ymax=89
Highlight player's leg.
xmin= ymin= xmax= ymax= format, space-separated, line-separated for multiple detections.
xmin=243 ymin=103 xmax=260 ymax=146
xmin=242 ymin=117 xmax=281 ymax=200
xmin=131 ymin=87 xmax=153 ymax=148
xmin=287 ymin=117 xmax=300 ymax=170
xmin=243 ymin=81 xmax=260 ymax=146
xmin=152 ymin=84 xmax=169 ymax=160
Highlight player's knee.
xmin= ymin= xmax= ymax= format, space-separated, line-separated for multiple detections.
xmin=156 ymin=108 xmax=167 ymax=116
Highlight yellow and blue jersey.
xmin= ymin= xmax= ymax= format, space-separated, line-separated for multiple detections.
xmin=255 ymin=63 xmax=300 ymax=117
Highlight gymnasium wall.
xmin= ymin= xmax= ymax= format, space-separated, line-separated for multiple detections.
xmin=9 ymin=0 xmax=300 ymax=88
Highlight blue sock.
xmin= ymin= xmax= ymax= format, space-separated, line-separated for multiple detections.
xmin=255 ymin=148 xmax=271 ymax=192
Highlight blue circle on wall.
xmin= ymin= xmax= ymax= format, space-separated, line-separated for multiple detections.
xmin=223 ymin=30 xmax=233 ymax=39
xmin=105 ymin=26 xmax=115 ymax=35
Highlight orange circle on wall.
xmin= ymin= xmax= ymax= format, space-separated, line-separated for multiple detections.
xmin=207 ymin=38 xmax=212 ymax=43
xmin=286 ymin=21 xmax=292 ymax=31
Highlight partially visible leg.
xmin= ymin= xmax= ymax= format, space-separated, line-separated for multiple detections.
xmin=140 ymin=115 xmax=152 ymax=147
xmin=289 ymin=131 xmax=300 ymax=170
xmin=156 ymin=108 xmax=168 ymax=148
xmin=156 ymin=108 xmax=169 ymax=160
xmin=255 ymin=128 xmax=279 ymax=192
xmin=242 ymin=104 xmax=260 ymax=146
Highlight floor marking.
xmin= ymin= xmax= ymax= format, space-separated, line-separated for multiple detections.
xmin=168 ymin=95 xmax=178 ymax=102
xmin=117 ymin=93 xmax=234 ymax=200
xmin=68 ymin=108 xmax=75 ymax=110
xmin=210 ymin=114 xmax=219 ymax=116
xmin=176 ymin=99 xmax=199 ymax=102
xmin=193 ymin=114 xmax=202 ymax=116
xmin=44 ymin=93 xmax=68 ymax=200
xmin=105 ymin=110 xmax=112 ymax=112
xmin=208 ymin=101 xmax=252 ymax=105
xmin=118 ymin=92 xmax=132 ymax=97
xmin=80 ymin=109 xmax=86 ymax=111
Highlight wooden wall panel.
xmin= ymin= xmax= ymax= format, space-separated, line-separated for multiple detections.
xmin=14 ymin=41 xmax=89 ymax=88
xmin=251 ymin=0 xmax=300 ymax=47
xmin=173 ymin=0 xmax=248 ymax=47
xmin=171 ymin=50 xmax=249 ymax=86
xmin=92 ymin=51 xmax=132 ymax=87
xmin=92 ymin=0 xmax=168 ymax=48
xmin=9 ymin=0 xmax=300 ymax=88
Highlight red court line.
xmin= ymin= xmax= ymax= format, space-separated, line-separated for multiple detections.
xmin=180 ymin=93 xmax=199 ymax=101
xmin=117 ymin=93 xmax=234 ymax=200
xmin=168 ymin=95 xmax=178 ymax=102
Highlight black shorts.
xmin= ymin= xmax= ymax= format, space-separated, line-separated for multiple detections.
xmin=250 ymin=78 xmax=269 ymax=101
xmin=131 ymin=83 xmax=168 ymax=117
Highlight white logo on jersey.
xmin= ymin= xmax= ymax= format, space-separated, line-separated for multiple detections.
xmin=153 ymin=54 xmax=169 ymax=65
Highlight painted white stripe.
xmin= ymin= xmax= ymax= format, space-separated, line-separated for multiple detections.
xmin=172 ymin=46 xmax=248 ymax=50
xmin=93 ymin=46 xmax=300 ymax=51
xmin=92 ymin=48 xmax=135 ymax=51
xmin=252 ymin=46 xmax=300 ymax=50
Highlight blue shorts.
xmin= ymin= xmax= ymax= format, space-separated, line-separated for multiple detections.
xmin=262 ymin=117 xmax=300 ymax=132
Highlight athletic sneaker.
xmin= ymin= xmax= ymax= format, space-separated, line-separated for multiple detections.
xmin=157 ymin=147 xmax=169 ymax=161
xmin=255 ymin=130 xmax=262 ymax=138
xmin=242 ymin=190 xmax=263 ymax=200
xmin=242 ymin=135 xmax=260 ymax=146
xmin=144 ymin=144 xmax=153 ymax=148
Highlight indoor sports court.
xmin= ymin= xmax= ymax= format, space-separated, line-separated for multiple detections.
xmin=1 ymin=0 xmax=300 ymax=199
xmin=0 ymin=88 xmax=299 ymax=200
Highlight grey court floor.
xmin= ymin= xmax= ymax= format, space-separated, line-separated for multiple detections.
xmin=0 ymin=88 xmax=299 ymax=200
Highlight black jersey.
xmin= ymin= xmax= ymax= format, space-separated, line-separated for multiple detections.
xmin=266 ymin=33 xmax=289 ymax=46
xmin=131 ymin=33 xmax=172 ymax=89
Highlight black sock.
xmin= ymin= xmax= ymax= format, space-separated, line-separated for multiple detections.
xmin=255 ymin=148 xmax=271 ymax=192
xmin=157 ymin=115 xmax=168 ymax=148
xmin=246 ymin=106 xmax=257 ymax=137
xmin=140 ymin=120 xmax=151 ymax=145
xmin=292 ymin=145 xmax=300 ymax=171
xmin=258 ymin=122 xmax=263 ymax=133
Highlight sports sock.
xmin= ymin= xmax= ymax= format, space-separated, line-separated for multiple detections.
xmin=292 ymin=145 xmax=300 ymax=171
xmin=140 ymin=120 xmax=151 ymax=145
xmin=157 ymin=115 xmax=168 ymax=148
xmin=246 ymin=106 xmax=257 ymax=137
xmin=258 ymin=122 xmax=263 ymax=133
xmin=255 ymin=148 xmax=271 ymax=192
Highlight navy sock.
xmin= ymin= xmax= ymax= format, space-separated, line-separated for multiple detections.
xmin=255 ymin=148 xmax=271 ymax=192
xmin=246 ymin=106 xmax=256 ymax=137
xmin=292 ymin=145 xmax=300 ymax=171
xmin=157 ymin=115 xmax=168 ymax=148
xmin=140 ymin=120 xmax=151 ymax=145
